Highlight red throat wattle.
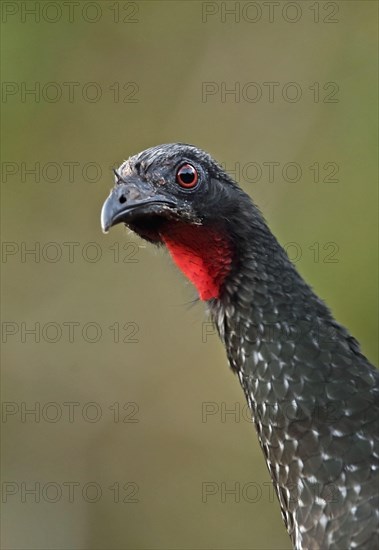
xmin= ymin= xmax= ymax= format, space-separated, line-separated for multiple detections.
xmin=161 ymin=222 xmax=233 ymax=301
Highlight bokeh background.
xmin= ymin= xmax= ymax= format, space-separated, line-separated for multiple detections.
xmin=2 ymin=1 xmax=378 ymax=549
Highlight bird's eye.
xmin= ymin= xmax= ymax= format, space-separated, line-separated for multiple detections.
xmin=176 ymin=164 xmax=198 ymax=189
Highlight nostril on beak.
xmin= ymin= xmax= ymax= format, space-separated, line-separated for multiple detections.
xmin=119 ymin=195 xmax=126 ymax=204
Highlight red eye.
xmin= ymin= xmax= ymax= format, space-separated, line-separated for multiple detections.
xmin=176 ymin=163 xmax=198 ymax=189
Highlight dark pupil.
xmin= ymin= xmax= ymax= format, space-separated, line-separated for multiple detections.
xmin=180 ymin=167 xmax=194 ymax=184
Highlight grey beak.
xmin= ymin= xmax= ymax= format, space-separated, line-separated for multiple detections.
xmin=100 ymin=181 xmax=178 ymax=233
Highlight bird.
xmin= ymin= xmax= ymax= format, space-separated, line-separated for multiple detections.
xmin=101 ymin=143 xmax=379 ymax=549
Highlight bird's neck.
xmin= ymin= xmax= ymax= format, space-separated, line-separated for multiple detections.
xmin=161 ymin=208 xmax=348 ymax=363
xmin=208 ymin=212 xmax=345 ymax=373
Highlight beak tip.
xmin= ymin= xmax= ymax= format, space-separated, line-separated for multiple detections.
xmin=100 ymin=215 xmax=111 ymax=234
xmin=100 ymin=214 xmax=109 ymax=234
xmin=100 ymin=195 xmax=113 ymax=234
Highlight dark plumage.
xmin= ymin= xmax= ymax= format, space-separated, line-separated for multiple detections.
xmin=101 ymin=143 xmax=379 ymax=549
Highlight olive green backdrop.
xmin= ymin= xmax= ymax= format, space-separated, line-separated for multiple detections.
xmin=1 ymin=1 xmax=378 ymax=549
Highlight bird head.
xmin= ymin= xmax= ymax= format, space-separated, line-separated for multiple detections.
xmin=101 ymin=143 xmax=257 ymax=300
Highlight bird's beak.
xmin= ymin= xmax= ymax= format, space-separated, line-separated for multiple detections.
xmin=100 ymin=179 xmax=178 ymax=233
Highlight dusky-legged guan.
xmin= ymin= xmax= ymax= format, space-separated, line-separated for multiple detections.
xmin=101 ymin=143 xmax=379 ymax=549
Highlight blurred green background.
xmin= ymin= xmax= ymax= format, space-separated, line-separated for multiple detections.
xmin=1 ymin=1 xmax=378 ymax=549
